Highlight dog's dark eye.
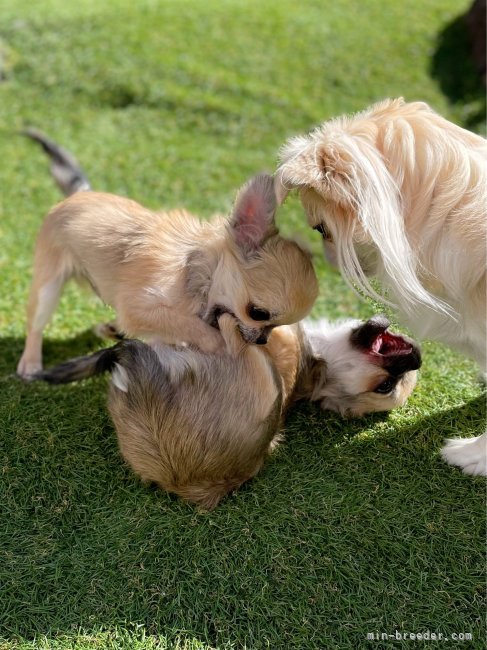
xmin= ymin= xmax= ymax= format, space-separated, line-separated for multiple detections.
xmin=374 ymin=377 xmax=397 ymax=394
xmin=313 ymin=223 xmax=329 ymax=239
xmin=247 ymin=305 xmax=271 ymax=321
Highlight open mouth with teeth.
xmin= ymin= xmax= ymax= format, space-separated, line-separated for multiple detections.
xmin=351 ymin=316 xmax=421 ymax=373
xmin=371 ymin=331 xmax=414 ymax=357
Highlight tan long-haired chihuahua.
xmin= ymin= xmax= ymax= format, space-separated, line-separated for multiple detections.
xmin=276 ymin=98 xmax=487 ymax=476
xmin=35 ymin=313 xmax=421 ymax=509
xmin=17 ymin=171 xmax=318 ymax=378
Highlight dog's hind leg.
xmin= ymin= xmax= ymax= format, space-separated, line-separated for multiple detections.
xmin=17 ymin=244 xmax=71 ymax=379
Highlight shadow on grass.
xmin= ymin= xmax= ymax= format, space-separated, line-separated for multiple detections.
xmin=0 ymin=335 xmax=485 ymax=646
xmin=430 ymin=7 xmax=486 ymax=130
xmin=0 ymin=329 xmax=106 ymax=377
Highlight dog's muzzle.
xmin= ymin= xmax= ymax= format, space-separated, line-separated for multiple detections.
xmin=206 ymin=306 xmax=272 ymax=345
xmin=239 ymin=325 xmax=273 ymax=345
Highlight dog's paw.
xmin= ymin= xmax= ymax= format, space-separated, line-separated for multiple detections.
xmin=440 ymin=433 xmax=487 ymax=476
xmin=16 ymin=357 xmax=43 ymax=380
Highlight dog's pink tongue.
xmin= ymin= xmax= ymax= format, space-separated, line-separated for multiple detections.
xmin=373 ymin=332 xmax=413 ymax=356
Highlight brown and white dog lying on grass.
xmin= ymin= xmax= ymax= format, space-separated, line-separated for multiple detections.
xmin=35 ymin=313 xmax=421 ymax=509
xmin=276 ymin=98 xmax=487 ymax=476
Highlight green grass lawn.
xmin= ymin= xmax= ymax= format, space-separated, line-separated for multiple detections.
xmin=0 ymin=1 xmax=485 ymax=648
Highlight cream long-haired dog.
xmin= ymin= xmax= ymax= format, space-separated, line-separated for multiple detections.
xmin=17 ymin=167 xmax=318 ymax=379
xmin=35 ymin=313 xmax=421 ymax=509
xmin=276 ymin=98 xmax=487 ymax=476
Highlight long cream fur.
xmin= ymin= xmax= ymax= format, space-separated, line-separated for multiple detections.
xmin=276 ymin=98 xmax=487 ymax=475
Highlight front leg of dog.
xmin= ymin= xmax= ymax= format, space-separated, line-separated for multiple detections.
xmin=173 ymin=317 xmax=226 ymax=353
xmin=17 ymin=275 xmax=66 ymax=378
xmin=17 ymin=330 xmax=44 ymax=378
xmin=440 ymin=431 xmax=487 ymax=476
xmin=120 ymin=305 xmax=225 ymax=354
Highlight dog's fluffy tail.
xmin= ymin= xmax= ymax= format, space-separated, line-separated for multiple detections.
xmin=34 ymin=346 xmax=120 ymax=384
xmin=22 ymin=127 xmax=92 ymax=196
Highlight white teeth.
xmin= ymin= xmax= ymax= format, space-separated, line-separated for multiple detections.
xmin=371 ymin=335 xmax=382 ymax=353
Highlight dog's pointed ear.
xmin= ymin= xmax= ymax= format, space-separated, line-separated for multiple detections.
xmin=230 ymin=173 xmax=278 ymax=253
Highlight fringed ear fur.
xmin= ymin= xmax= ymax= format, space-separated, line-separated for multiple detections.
xmin=229 ymin=173 xmax=278 ymax=253
xmin=280 ymin=126 xmax=453 ymax=316
xmin=321 ymin=135 xmax=452 ymax=315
